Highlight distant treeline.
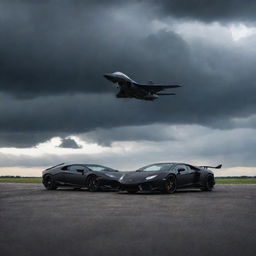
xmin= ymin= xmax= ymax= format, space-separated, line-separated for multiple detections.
xmin=0 ymin=175 xmax=22 ymax=178
xmin=215 ymin=176 xmax=256 ymax=179
xmin=0 ymin=176 xmax=38 ymax=178
xmin=1 ymin=175 xmax=256 ymax=178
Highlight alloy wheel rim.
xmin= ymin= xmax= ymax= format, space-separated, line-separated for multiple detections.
xmin=168 ymin=178 xmax=175 ymax=192
xmin=89 ymin=177 xmax=97 ymax=190
xmin=46 ymin=178 xmax=52 ymax=188
xmin=208 ymin=177 xmax=214 ymax=188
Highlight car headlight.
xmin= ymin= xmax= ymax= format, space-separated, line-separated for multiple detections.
xmin=145 ymin=175 xmax=157 ymax=180
xmin=105 ymin=173 xmax=116 ymax=178
xmin=119 ymin=175 xmax=125 ymax=181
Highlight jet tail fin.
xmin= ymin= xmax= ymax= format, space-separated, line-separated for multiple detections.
xmin=199 ymin=164 xmax=222 ymax=169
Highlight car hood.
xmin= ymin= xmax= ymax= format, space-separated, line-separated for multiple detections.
xmin=100 ymin=171 xmax=124 ymax=180
xmin=120 ymin=171 xmax=166 ymax=184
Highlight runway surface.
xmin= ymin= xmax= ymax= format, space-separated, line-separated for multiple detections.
xmin=0 ymin=184 xmax=255 ymax=256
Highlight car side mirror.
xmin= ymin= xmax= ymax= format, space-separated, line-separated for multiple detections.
xmin=178 ymin=168 xmax=185 ymax=173
xmin=77 ymin=169 xmax=84 ymax=174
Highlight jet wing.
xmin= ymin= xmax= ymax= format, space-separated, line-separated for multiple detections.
xmin=135 ymin=83 xmax=181 ymax=93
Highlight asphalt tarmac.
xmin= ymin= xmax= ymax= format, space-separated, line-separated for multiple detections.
xmin=0 ymin=184 xmax=255 ymax=256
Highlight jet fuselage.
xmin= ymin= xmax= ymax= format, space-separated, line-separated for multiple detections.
xmin=104 ymin=71 xmax=180 ymax=101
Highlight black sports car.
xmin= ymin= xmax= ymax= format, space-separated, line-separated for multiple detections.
xmin=119 ymin=163 xmax=222 ymax=194
xmin=42 ymin=163 xmax=122 ymax=191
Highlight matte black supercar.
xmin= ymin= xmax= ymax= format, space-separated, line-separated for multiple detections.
xmin=119 ymin=163 xmax=222 ymax=194
xmin=42 ymin=163 xmax=122 ymax=191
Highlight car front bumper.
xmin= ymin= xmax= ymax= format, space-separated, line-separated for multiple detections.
xmin=119 ymin=178 xmax=167 ymax=192
xmin=97 ymin=177 xmax=120 ymax=190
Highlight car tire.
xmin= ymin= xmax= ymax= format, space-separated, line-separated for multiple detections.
xmin=201 ymin=175 xmax=214 ymax=191
xmin=87 ymin=175 xmax=99 ymax=192
xmin=43 ymin=175 xmax=57 ymax=190
xmin=162 ymin=175 xmax=176 ymax=194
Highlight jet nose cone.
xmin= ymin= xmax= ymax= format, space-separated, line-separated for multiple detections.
xmin=104 ymin=73 xmax=116 ymax=83
xmin=104 ymin=73 xmax=112 ymax=79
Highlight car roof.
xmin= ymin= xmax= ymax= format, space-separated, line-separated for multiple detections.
xmin=46 ymin=163 xmax=108 ymax=170
xmin=59 ymin=163 xmax=106 ymax=166
xmin=150 ymin=162 xmax=201 ymax=169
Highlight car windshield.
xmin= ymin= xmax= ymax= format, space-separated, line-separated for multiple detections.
xmin=86 ymin=165 xmax=115 ymax=172
xmin=138 ymin=163 xmax=174 ymax=172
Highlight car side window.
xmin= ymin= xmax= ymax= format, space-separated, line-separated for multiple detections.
xmin=185 ymin=165 xmax=190 ymax=171
xmin=143 ymin=165 xmax=162 ymax=172
xmin=186 ymin=165 xmax=194 ymax=173
xmin=67 ymin=165 xmax=85 ymax=172
xmin=175 ymin=165 xmax=188 ymax=172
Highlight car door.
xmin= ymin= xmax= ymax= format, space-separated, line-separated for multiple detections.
xmin=53 ymin=166 xmax=67 ymax=184
xmin=175 ymin=164 xmax=195 ymax=187
xmin=184 ymin=165 xmax=197 ymax=186
xmin=63 ymin=165 xmax=87 ymax=186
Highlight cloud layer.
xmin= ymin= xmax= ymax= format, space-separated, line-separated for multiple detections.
xmin=0 ymin=0 xmax=255 ymax=172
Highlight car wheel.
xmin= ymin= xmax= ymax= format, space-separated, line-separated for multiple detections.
xmin=201 ymin=175 xmax=214 ymax=191
xmin=87 ymin=176 xmax=99 ymax=192
xmin=43 ymin=175 xmax=57 ymax=190
xmin=162 ymin=175 xmax=176 ymax=194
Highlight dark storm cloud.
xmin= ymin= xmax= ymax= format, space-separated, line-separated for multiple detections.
xmin=0 ymin=0 xmax=150 ymax=97
xmin=0 ymin=0 xmax=255 ymax=98
xmin=7 ymin=1 xmax=256 ymax=22
xmin=0 ymin=0 xmax=256 ymax=149
xmin=0 ymin=77 xmax=255 ymax=148
xmin=151 ymin=0 xmax=256 ymax=22
xmin=1 ymin=127 xmax=256 ymax=169
xmin=80 ymin=125 xmax=177 ymax=146
xmin=2 ymin=0 xmax=255 ymax=98
xmin=58 ymin=138 xmax=81 ymax=149
xmin=0 ymin=132 xmax=64 ymax=148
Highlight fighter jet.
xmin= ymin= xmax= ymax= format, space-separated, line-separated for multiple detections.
xmin=104 ymin=71 xmax=181 ymax=101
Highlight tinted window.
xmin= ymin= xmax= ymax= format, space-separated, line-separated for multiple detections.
xmin=67 ymin=165 xmax=85 ymax=171
xmin=86 ymin=165 xmax=108 ymax=172
xmin=140 ymin=163 xmax=174 ymax=172
xmin=175 ymin=165 xmax=188 ymax=171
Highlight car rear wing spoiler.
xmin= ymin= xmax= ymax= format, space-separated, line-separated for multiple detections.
xmin=45 ymin=163 xmax=65 ymax=171
xmin=199 ymin=164 xmax=222 ymax=169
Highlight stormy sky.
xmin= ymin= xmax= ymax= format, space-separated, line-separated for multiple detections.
xmin=0 ymin=0 xmax=256 ymax=176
